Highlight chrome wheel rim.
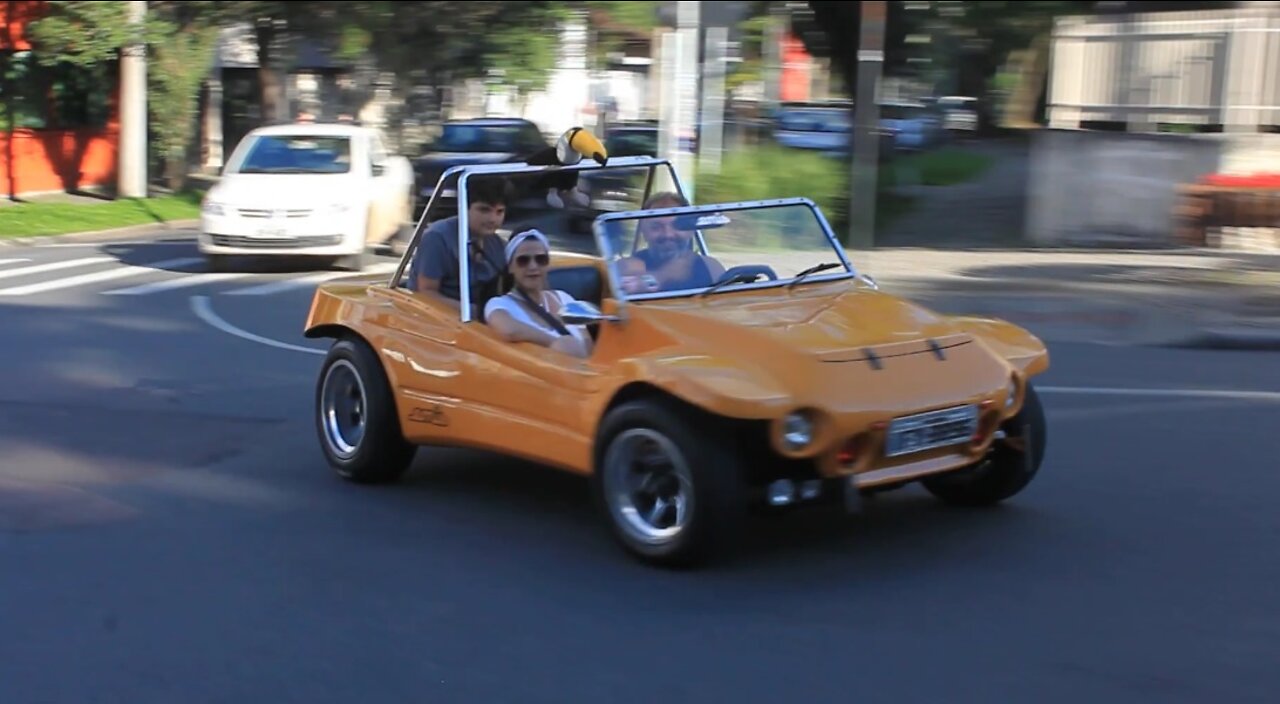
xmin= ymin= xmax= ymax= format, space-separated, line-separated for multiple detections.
xmin=603 ymin=428 xmax=694 ymax=546
xmin=321 ymin=359 xmax=366 ymax=460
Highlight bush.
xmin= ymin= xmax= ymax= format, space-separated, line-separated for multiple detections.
xmin=695 ymin=145 xmax=850 ymax=225
xmin=692 ymin=144 xmax=922 ymax=240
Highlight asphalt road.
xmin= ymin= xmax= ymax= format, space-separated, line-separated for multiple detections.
xmin=2 ymin=235 xmax=1279 ymax=703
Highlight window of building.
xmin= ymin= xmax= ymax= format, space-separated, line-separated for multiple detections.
xmin=0 ymin=50 xmax=114 ymax=130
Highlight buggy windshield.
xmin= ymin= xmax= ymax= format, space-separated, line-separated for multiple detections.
xmin=595 ymin=199 xmax=855 ymax=301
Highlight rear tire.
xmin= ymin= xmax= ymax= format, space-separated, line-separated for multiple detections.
xmin=922 ymin=383 xmax=1047 ymax=506
xmin=316 ymin=337 xmax=416 ymax=484
xmin=593 ymin=398 xmax=746 ymax=567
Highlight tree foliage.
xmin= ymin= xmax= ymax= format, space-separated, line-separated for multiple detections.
xmin=27 ymin=1 xmax=226 ymax=188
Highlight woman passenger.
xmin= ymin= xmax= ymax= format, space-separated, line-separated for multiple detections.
xmin=484 ymin=229 xmax=594 ymax=358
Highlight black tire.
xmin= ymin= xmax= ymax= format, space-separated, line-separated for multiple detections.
xmin=592 ymin=397 xmax=746 ymax=567
xmin=922 ymin=383 xmax=1048 ymax=506
xmin=334 ymin=250 xmax=367 ymax=272
xmin=315 ymin=337 xmax=417 ymax=484
xmin=206 ymin=253 xmax=234 ymax=273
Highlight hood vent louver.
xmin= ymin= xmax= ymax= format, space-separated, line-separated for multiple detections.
xmin=818 ymin=334 xmax=972 ymax=366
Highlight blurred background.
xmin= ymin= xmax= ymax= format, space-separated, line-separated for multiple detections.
xmin=4 ymin=0 xmax=1277 ymax=253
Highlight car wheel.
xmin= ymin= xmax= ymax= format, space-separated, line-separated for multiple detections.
xmin=206 ymin=254 xmax=234 ymax=273
xmin=334 ymin=250 xmax=367 ymax=272
xmin=316 ymin=337 xmax=416 ymax=484
xmin=593 ymin=398 xmax=745 ymax=567
xmin=921 ymin=383 xmax=1048 ymax=506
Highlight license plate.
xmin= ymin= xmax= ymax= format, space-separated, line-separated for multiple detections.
xmin=884 ymin=405 xmax=978 ymax=457
xmin=253 ymin=228 xmax=288 ymax=238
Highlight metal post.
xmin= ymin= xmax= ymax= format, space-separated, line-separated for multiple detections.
xmin=673 ymin=1 xmax=699 ymax=200
xmin=850 ymin=1 xmax=886 ymax=250
xmin=699 ymin=26 xmax=727 ymax=175
xmin=118 ymin=0 xmax=147 ymax=198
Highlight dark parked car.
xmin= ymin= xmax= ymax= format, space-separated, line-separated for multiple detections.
xmin=412 ymin=117 xmax=550 ymax=220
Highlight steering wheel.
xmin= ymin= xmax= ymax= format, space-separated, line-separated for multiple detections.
xmin=717 ymin=264 xmax=778 ymax=284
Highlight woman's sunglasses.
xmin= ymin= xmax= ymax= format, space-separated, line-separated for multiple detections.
xmin=514 ymin=253 xmax=550 ymax=268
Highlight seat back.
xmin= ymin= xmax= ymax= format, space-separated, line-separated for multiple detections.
xmin=546 ymin=265 xmax=604 ymax=306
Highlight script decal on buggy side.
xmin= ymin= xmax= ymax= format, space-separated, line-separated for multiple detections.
xmin=409 ymin=405 xmax=450 ymax=427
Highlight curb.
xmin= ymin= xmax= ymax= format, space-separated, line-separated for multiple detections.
xmin=0 ymin=219 xmax=200 ymax=248
xmin=1169 ymin=327 xmax=1280 ymax=351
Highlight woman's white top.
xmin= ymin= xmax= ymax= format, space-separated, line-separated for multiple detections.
xmin=484 ymin=290 xmax=592 ymax=347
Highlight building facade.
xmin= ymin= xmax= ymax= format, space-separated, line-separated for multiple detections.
xmin=1 ymin=0 xmax=120 ymax=198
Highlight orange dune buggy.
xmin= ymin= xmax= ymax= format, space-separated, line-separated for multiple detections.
xmin=303 ymin=128 xmax=1049 ymax=567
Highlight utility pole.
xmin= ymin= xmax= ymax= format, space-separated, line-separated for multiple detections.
xmin=118 ymin=0 xmax=147 ymax=198
xmin=672 ymin=1 xmax=699 ymax=200
xmin=849 ymin=1 xmax=886 ymax=250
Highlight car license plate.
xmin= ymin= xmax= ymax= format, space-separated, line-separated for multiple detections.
xmin=884 ymin=405 xmax=978 ymax=458
xmin=253 ymin=227 xmax=288 ymax=238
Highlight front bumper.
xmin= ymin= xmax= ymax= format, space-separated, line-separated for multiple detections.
xmin=198 ymin=208 xmax=366 ymax=256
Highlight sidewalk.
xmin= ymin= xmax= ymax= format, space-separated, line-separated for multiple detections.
xmin=849 ymin=247 xmax=1280 ymax=350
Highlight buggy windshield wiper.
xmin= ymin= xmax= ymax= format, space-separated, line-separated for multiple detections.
xmin=696 ymin=271 xmax=761 ymax=298
xmin=787 ymin=262 xmax=843 ymax=289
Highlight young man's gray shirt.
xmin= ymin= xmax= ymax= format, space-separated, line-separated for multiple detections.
xmin=407 ymin=215 xmax=506 ymax=301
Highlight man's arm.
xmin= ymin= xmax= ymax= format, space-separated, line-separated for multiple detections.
xmin=410 ymin=224 xmax=463 ymax=312
xmin=414 ymin=274 xmax=461 ymax=312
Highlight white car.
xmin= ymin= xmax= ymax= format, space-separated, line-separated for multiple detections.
xmin=199 ymin=123 xmax=414 ymax=271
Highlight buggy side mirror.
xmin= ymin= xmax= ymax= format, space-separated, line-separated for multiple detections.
xmin=560 ymin=300 xmax=620 ymax=325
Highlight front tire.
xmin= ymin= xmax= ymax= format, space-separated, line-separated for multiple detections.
xmin=922 ymin=383 xmax=1047 ymax=506
xmin=316 ymin=337 xmax=416 ymax=484
xmin=593 ymin=398 xmax=745 ymax=567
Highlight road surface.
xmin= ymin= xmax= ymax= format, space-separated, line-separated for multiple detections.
xmin=2 ymin=235 xmax=1278 ymax=703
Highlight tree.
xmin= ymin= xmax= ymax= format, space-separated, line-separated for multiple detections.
xmin=26 ymin=0 xmax=230 ymax=189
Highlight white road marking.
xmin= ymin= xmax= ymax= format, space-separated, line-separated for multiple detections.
xmin=0 ymin=257 xmax=201 ymax=296
xmin=0 ymin=258 xmax=32 ymax=266
xmin=225 ymin=262 xmax=397 ymax=296
xmin=105 ymin=271 xmax=252 ymax=296
xmin=1039 ymin=385 xmax=1280 ymax=403
xmin=190 ymin=295 xmax=326 ymax=356
xmin=0 ymin=256 xmax=113 ymax=281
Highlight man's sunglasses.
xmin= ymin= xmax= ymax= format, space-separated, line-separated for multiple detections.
xmin=514 ymin=253 xmax=549 ymax=267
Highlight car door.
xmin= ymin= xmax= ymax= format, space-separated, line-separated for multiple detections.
xmin=451 ymin=322 xmax=606 ymax=473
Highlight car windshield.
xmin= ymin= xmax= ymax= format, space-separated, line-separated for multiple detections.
xmin=433 ymin=123 xmax=545 ymax=153
xmin=236 ymin=135 xmax=351 ymax=174
xmin=597 ymin=200 xmax=854 ymax=301
xmin=605 ymin=130 xmax=658 ymax=157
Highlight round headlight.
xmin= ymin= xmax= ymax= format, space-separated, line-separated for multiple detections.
xmin=783 ymin=412 xmax=813 ymax=450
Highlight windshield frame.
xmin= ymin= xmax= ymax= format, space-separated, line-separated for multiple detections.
xmin=389 ymin=154 xmax=688 ymax=323
xmin=592 ymin=197 xmax=858 ymax=305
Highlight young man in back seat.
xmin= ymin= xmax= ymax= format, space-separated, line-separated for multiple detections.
xmin=408 ymin=176 xmax=513 ymax=320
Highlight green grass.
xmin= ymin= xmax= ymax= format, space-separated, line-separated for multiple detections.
xmin=0 ymin=191 xmax=202 ymax=238
xmin=892 ymin=148 xmax=994 ymax=186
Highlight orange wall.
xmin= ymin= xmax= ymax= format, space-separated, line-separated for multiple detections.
xmin=780 ymin=34 xmax=812 ymax=102
xmin=2 ymin=0 xmax=121 ymax=196
xmin=1 ymin=0 xmax=43 ymax=51
xmin=0 ymin=128 xmax=119 ymax=195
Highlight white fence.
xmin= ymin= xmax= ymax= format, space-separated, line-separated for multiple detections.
xmin=1047 ymin=7 xmax=1280 ymax=132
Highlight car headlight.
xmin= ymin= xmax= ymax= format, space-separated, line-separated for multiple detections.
xmin=782 ymin=411 xmax=813 ymax=450
xmin=328 ymin=202 xmax=352 ymax=215
xmin=1005 ymin=377 xmax=1019 ymax=409
xmin=202 ymin=200 xmax=226 ymax=216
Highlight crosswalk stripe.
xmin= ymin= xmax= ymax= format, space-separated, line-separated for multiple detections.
xmin=0 ymin=258 xmax=32 ymax=266
xmin=225 ymin=262 xmax=397 ymax=296
xmin=104 ymin=271 xmax=253 ymax=296
xmin=0 ymin=256 xmax=113 ymax=281
xmin=0 ymin=257 xmax=202 ymax=296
